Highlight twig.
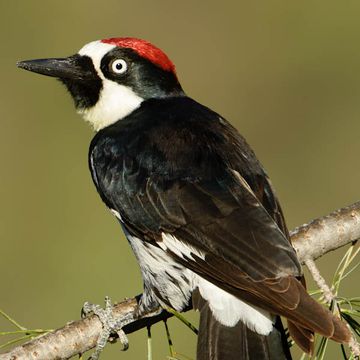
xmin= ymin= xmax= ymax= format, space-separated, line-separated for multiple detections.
xmin=348 ymin=336 xmax=360 ymax=357
xmin=0 ymin=310 xmax=26 ymax=331
xmin=304 ymin=258 xmax=335 ymax=304
xmin=304 ymin=257 xmax=360 ymax=358
xmin=1 ymin=201 xmax=360 ymax=360
xmin=305 ymin=245 xmax=360 ymax=359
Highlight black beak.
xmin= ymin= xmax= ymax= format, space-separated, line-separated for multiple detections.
xmin=17 ymin=56 xmax=95 ymax=81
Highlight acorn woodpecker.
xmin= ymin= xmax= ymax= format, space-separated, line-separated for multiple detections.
xmin=17 ymin=38 xmax=350 ymax=360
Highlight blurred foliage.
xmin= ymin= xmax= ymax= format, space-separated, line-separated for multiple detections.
xmin=1 ymin=1 xmax=360 ymax=359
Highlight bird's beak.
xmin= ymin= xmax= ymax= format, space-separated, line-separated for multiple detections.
xmin=17 ymin=56 xmax=94 ymax=81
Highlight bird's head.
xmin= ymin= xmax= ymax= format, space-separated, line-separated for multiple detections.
xmin=17 ymin=38 xmax=184 ymax=131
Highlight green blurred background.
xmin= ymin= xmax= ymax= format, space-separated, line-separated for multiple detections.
xmin=1 ymin=1 xmax=359 ymax=359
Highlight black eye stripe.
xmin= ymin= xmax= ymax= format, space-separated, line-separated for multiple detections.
xmin=60 ymin=54 xmax=102 ymax=109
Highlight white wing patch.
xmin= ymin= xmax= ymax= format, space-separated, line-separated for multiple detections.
xmin=198 ymin=277 xmax=274 ymax=335
xmin=160 ymin=233 xmax=205 ymax=260
xmin=127 ymin=235 xmax=195 ymax=311
xmin=78 ymin=40 xmax=143 ymax=131
xmin=110 ymin=208 xmax=122 ymax=221
xmin=159 ymin=233 xmax=273 ymax=334
xmin=127 ymin=232 xmax=273 ymax=335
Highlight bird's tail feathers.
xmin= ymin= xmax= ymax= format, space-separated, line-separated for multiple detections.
xmin=193 ymin=289 xmax=292 ymax=360
xmin=285 ymin=278 xmax=351 ymax=354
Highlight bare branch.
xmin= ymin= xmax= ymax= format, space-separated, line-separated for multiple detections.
xmin=291 ymin=201 xmax=360 ymax=263
xmin=1 ymin=201 xmax=360 ymax=360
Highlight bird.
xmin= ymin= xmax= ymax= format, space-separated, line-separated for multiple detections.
xmin=17 ymin=37 xmax=351 ymax=360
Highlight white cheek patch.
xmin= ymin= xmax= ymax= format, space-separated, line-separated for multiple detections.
xmin=198 ymin=277 xmax=274 ymax=335
xmin=77 ymin=40 xmax=144 ymax=131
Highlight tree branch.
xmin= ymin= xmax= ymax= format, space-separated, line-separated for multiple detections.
xmin=1 ymin=201 xmax=360 ymax=360
xmin=290 ymin=201 xmax=360 ymax=262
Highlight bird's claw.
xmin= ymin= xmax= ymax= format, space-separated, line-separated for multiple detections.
xmin=81 ymin=296 xmax=132 ymax=360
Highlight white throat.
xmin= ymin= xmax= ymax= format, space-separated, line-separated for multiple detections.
xmin=78 ymin=81 xmax=143 ymax=131
xmin=77 ymin=40 xmax=143 ymax=131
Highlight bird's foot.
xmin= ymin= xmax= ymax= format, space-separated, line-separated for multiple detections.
xmin=81 ymin=296 xmax=134 ymax=360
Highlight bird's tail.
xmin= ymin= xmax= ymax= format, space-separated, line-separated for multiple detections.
xmin=193 ymin=291 xmax=292 ymax=360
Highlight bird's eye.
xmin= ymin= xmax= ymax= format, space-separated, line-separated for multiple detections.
xmin=111 ymin=59 xmax=127 ymax=74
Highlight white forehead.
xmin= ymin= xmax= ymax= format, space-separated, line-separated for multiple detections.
xmin=78 ymin=40 xmax=116 ymax=76
xmin=77 ymin=40 xmax=143 ymax=131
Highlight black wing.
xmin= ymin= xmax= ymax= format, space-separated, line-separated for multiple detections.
xmin=89 ymin=97 xmax=300 ymax=279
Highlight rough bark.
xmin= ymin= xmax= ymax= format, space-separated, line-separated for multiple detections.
xmin=291 ymin=201 xmax=360 ymax=262
xmin=1 ymin=201 xmax=359 ymax=360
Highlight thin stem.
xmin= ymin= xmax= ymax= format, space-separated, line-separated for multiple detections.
xmin=164 ymin=320 xmax=175 ymax=357
xmin=0 ymin=309 xmax=26 ymax=331
xmin=0 ymin=335 xmax=32 ymax=350
xmin=165 ymin=308 xmax=198 ymax=335
xmin=147 ymin=325 xmax=152 ymax=360
xmin=0 ymin=329 xmax=50 ymax=336
xmin=333 ymin=245 xmax=358 ymax=294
